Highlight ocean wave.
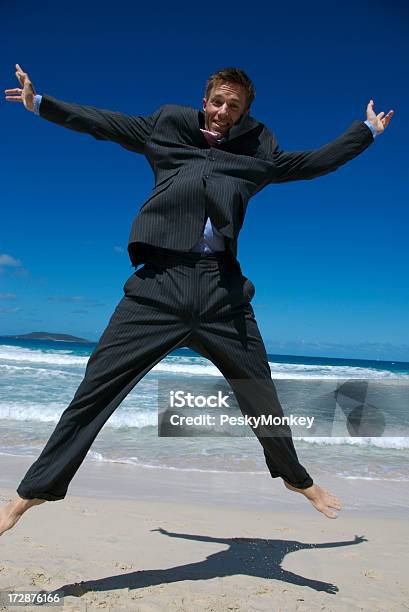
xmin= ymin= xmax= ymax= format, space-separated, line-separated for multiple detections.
xmin=1 ymin=401 xmax=408 ymax=452
xmin=0 ymin=363 xmax=78 ymax=378
xmin=0 ymin=345 xmax=88 ymax=366
xmin=2 ymin=395 xmax=409 ymax=446
xmin=337 ymin=474 xmax=409 ymax=482
xmin=2 ymin=343 xmax=409 ymax=380
xmin=0 ymin=402 xmax=157 ymax=428
xmin=295 ymin=436 xmax=409 ymax=449
xmin=154 ymin=361 xmax=222 ymax=376
xmin=266 ymin=362 xmax=409 ymax=380
xmin=85 ymin=452 xmax=409 ymax=480
xmin=0 ymin=402 xmax=69 ymax=423
xmin=2 ymin=344 xmax=408 ymax=380
xmin=86 ymin=451 xmax=266 ymax=474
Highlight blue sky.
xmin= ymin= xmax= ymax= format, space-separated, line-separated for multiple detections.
xmin=1 ymin=0 xmax=408 ymax=360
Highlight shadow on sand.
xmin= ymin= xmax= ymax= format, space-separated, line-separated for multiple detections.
xmin=49 ymin=529 xmax=367 ymax=599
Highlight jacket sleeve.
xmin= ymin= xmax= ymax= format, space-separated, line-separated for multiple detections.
xmin=38 ymin=94 xmax=164 ymax=154
xmin=270 ymin=120 xmax=374 ymax=183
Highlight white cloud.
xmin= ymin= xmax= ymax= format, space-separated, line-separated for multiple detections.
xmin=47 ymin=295 xmax=85 ymax=303
xmin=46 ymin=296 xmax=106 ymax=307
xmin=0 ymin=254 xmax=22 ymax=267
xmin=0 ymin=293 xmax=17 ymax=300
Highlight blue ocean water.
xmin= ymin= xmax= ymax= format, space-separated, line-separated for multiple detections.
xmin=1 ymin=337 xmax=408 ymax=485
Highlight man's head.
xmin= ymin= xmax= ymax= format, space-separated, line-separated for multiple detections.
xmin=203 ymin=67 xmax=256 ymax=137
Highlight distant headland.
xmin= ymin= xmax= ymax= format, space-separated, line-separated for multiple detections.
xmin=3 ymin=331 xmax=92 ymax=343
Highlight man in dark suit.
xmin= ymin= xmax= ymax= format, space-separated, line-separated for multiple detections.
xmin=1 ymin=65 xmax=393 ymax=535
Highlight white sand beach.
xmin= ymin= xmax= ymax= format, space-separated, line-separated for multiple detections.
xmin=1 ymin=454 xmax=408 ymax=611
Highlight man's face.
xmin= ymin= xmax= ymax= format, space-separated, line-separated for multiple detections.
xmin=203 ymin=81 xmax=249 ymax=137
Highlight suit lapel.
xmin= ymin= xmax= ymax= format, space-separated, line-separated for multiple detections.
xmin=220 ymin=113 xmax=261 ymax=145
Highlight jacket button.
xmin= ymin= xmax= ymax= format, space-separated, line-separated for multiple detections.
xmin=204 ymin=174 xmax=209 ymax=179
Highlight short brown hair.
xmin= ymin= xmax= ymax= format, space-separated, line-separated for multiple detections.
xmin=205 ymin=67 xmax=256 ymax=111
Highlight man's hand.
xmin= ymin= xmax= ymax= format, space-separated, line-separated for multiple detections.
xmin=366 ymin=100 xmax=394 ymax=135
xmin=4 ymin=64 xmax=37 ymax=111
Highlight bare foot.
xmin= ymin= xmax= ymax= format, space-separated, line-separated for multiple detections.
xmin=0 ymin=496 xmax=46 ymax=536
xmin=284 ymin=482 xmax=342 ymax=519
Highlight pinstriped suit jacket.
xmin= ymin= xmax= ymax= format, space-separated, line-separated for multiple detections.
xmin=38 ymin=95 xmax=374 ymax=266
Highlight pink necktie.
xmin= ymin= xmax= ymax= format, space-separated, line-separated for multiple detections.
xmin=200 ymin=129 xmax=221 ymax=146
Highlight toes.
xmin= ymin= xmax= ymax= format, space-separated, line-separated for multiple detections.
xmin=324 ymin=492 xmax=341 ymax=509
xmin=315 ymin=501 xmax=339 ymax=519
xmin=324 ymin=507 xmax=338 ymax=519
xmin=328 ymin=497 xmax=342 ymax=510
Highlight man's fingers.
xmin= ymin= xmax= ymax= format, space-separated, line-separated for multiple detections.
xmin=383 ymin=111 xmax=394 ymax=127
xmin=376 ymin=111 xmax=385 ymax=120
xmin=15 ymin=72 xmax=25 ymax=86
xmin=5 ymin=84 xmax=25 ymax=104
xmin=15 ymin=64 xmax=29 ymax=87
xmin=15 ymin=64 xmax=27 ymax=77
xmin=366 ymin=100 xmax=375 ymax=120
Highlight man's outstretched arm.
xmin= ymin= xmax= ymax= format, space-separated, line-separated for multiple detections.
xmin=4 ymin=64 xmax=162 ymax=154
xmin=270 ymin=101 xmax=394 ymax=183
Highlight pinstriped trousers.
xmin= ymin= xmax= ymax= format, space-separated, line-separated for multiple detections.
xmin=17 ymin=249 xmax=313 ymax=501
